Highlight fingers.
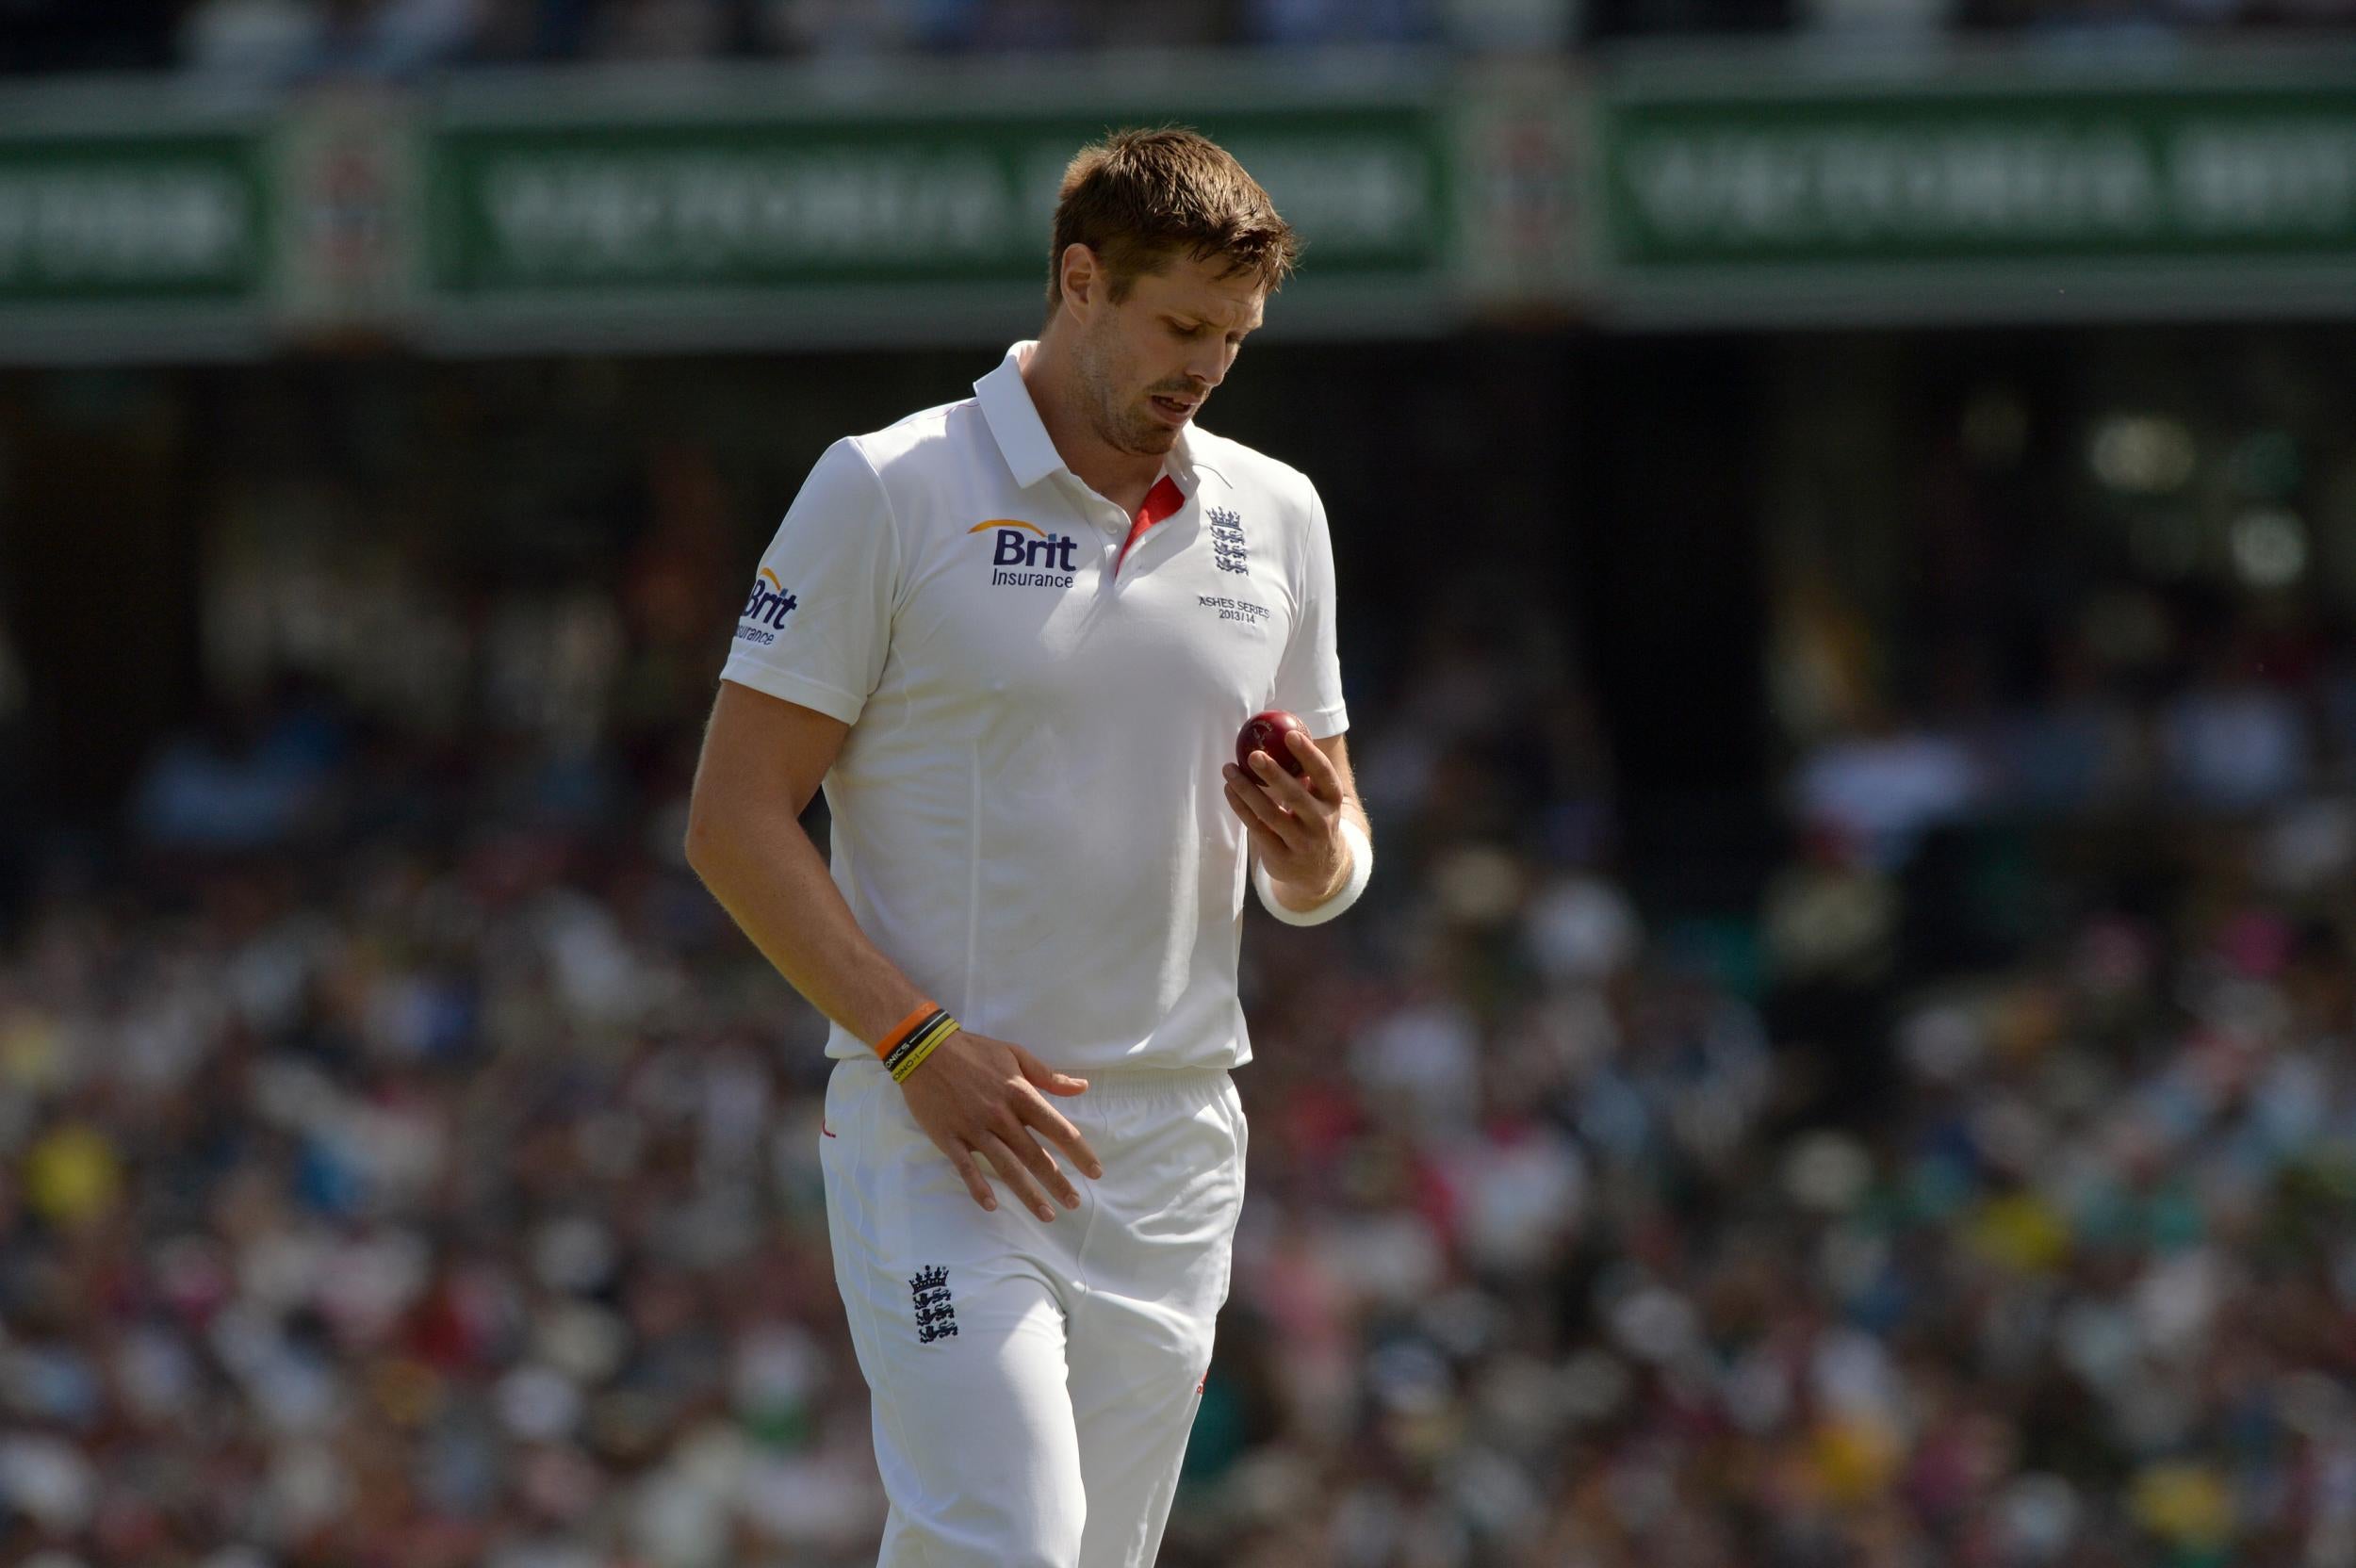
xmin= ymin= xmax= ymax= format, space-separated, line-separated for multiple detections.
xmin=1002 ymin=1118 xmax=1083 ymax=1211
xmin=1016 ymin=1092 xmax=1103 ymax=1180
xmin=1223 ymin=767 xmax=1307 ymax=848
xmin=1283 ymin=728 xmax=1345 ymax=797
xmin=940 ymin=1138 xmax=998 ymax=1213
xmin=1222 ymin=780 xmax=1298 ymax=865
xmin=1230 ymin=801 xmax=1291 ymax=863
xmin=978 ymin=1132 xmax=1066 ymax=1222
xmin=1232 ymin=749 xmax=1335 ymax=828
xmin=903 ymin=1035 xmax=1105 ymax=1218
xmin=1225 ymin=758 xmax=1319 ymax=842
xmin=1010 ymin=1044 xmax=1089 ymax=1098
xmin=1252 ymin=745 xmax=1335 ymax=816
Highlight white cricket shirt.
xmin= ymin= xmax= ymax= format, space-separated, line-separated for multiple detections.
xmin=720 ymin=342 xmax=1349 ymax=1072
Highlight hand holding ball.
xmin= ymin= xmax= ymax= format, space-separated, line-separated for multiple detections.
xmin=1236 ymin=710 xmax=1311 ymax=778
xmin=1227 ymin=708 xmax=1371 ymax=926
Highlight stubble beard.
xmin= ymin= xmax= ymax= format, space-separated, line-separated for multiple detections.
xmin=1121 ymin=408 xmax=1180 ymax=456
xmin=1080 ymin=333 xmax=1178 ymax=458
xmin=1094 ymin=387 xmax=1177 ymax=457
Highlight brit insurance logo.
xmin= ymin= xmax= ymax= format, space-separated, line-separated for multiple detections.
xmin=972 ymin=519 xmax=1078 ymax=589
xmin=1208 ymin=507 xmax=1249 ymax=576
xmin=735 ymin=566 xmax=798 ymax=646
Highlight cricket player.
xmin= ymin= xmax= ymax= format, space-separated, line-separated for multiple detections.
xmin=685 ymin=126 xmax=1373 ymax=1568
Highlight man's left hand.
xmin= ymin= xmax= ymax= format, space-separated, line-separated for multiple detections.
xmin=1222 ymin=728 xmax=1350 ymax=906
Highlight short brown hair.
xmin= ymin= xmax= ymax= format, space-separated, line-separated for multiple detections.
xmin=1045 ymin=126 xmax=1301 ymax=312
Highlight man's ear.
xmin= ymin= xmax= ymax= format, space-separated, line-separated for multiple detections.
xmin=1058 ymin=243 xmax=1099 ymax=318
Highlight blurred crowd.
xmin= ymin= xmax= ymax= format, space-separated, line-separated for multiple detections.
xmin=8 ymin=441 xmax=2356 ymax=1568
xmin=5 ymin=0 xmax=2354 ymax=77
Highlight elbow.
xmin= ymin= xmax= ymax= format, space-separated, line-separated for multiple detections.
xmin=681 ymin=793 xmax=729 ymax=884
xmin=683 ymin=771 xmax=814 ymax=885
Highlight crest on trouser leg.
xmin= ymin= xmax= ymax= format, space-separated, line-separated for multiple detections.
xmin=910 ymin=1265 xmax=958 ymax=1343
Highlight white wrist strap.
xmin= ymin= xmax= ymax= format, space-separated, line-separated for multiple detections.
xmin=1253 ymin=817 xmax=1372 ymax=926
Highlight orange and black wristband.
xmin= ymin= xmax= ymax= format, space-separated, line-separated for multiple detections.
xmin=877 ymin=1003 xmax=960 ymax=1083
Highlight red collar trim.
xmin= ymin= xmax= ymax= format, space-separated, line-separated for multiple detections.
xmin=1116 ymin=475 xmax=1187 ymax=574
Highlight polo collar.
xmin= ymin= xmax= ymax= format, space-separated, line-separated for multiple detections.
xmin=973 ymin=341 xmax=1204 ymax=494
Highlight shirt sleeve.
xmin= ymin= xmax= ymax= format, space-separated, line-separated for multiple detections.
xmin=1269 ymin=482 xmax=1350 ymax=737
xmin=718 ymin=438 xmax=900 ymax=726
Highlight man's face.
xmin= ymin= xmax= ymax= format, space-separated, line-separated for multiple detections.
xmin=1072 ymin=251 xmax=1265 ymax=459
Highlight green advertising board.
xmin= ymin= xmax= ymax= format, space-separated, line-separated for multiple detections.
xmin=0 ymin=134 xmax=264 ymax=302
xmin=1593 ymin=54 xmax=2356 ymax=324
xmin=10 ymin=48 xmax=2356 ymax=357
xmin=0 ymin=109 xmax=271 ymax=358
xmin=421 ymin=67 xmax=1450 ymax=349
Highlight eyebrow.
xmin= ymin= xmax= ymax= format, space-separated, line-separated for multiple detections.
xmin=1168 ymin=313 xmax=1257 ymax=335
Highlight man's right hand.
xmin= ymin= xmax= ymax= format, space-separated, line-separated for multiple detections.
xmin=898 ymin=1031 xmax=1102 ymax=1220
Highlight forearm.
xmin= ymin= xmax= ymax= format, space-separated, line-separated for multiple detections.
xmin=687 ymin=803 xmax=932 ymax=1048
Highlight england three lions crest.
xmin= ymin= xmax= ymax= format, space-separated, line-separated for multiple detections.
xmin=910 ymin=1265 xmax=958 ymax=1344
xmin=1207 ymin=506 xmax=1248 ymax=577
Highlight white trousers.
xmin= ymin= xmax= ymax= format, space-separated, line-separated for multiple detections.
xmin=820 ymin=1057 xmax=1248 ymax=1568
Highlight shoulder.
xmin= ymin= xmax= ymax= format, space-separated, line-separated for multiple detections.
xmin=839 ymin=398 xmax=989 ymax=486
xmin=1186 ymin=425 xmax=1321 ymax=529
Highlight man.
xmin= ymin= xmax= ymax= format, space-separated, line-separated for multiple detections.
xmin=685 ymin=127 xmax=1373 ymax=1568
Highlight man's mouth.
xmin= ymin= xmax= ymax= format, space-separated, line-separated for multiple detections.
xmin=1150 ymin=395 xmax=1198 ymax=423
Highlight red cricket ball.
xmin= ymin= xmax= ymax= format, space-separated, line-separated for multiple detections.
xmin=1236 ymin=710 xmax=1311 ymax=778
